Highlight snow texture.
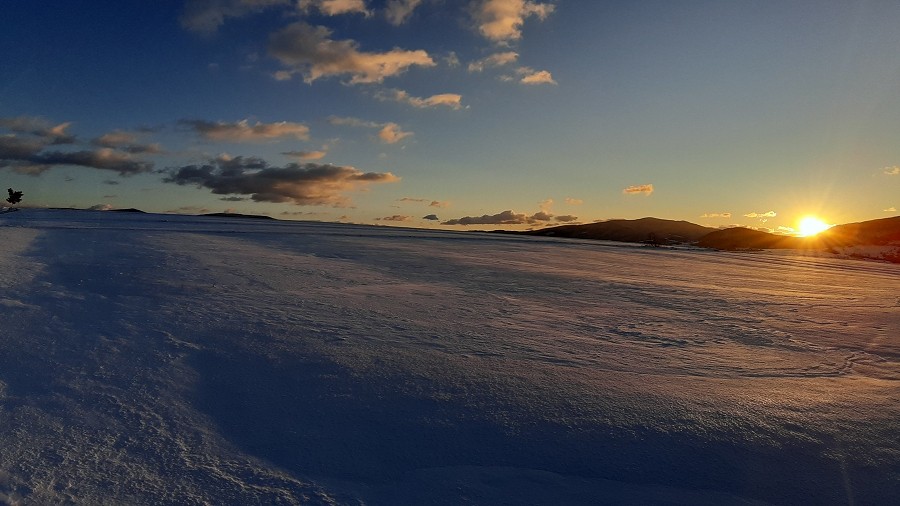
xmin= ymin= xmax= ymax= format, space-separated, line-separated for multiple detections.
xmin=1 ymin=210 xmax=898 ymax=505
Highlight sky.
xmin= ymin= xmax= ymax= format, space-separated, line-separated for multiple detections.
xmin=1 ymin=0 xmax=899 ymax=232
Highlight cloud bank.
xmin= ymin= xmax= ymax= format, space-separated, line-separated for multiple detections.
xmin=442 ymin=209 xmax=577 ymax=226
xmin=164 ymin=155 xmax=398 ymax=206
xmin=0 ymin=123 xmax=153 ymax=176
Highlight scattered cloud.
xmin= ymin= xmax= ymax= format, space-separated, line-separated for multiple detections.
xmin=375 ymin=214 xmax=412 ymax=222
xmin=776 ymin=226 xmax=796 ymax=235
xmin=220 ymin=196 xmax=248 ymax=201
xmin=385 ymin=0 xmax=422 ymax=25
xmin=555 ymin=214 xmax=577 ymax=222
xmin=422 ymin=214 xmax=439 ymax=220
xmin=88 ymin=203 xmax=113 ymax=211
xmin=378 ymin=123 xmax=413 ymax=144
xmin=94 ymin=131 xmax=137 ymax=147
xmin=329 ymin=116 xmax=413 ymax=144
xmin=103 ymin=179 xmax=121 ymax=185
xmin=743 ymin=211 xmax=777 ymax=218
xmin=269 ymin=22 xmax=435 ymax=84
xmin=180 ymin=0 xmax=289 ymax=35
xmin=444 ymin=52 xmax=461 ymax=68
xmin=700 ymin=212 xmax=732 ymax=218
xmin=564 ymin=197 xmax=583 ymax=205
xmin=518 ymin=68 xmax=556 ymax=85
xmin=181 ymin=119 xmax=309 ymax=142
xmin=468 ymin=51 xmax=518 ymax=72
xmin=538 ymin=198 xmax=553 ymax=212
xmin=884 ymin=166 xmax=900 ymax=175
xmin=375 ymin=88 xmax=463 ymax=109
xmin=885 ymin=207 xmax=897 ymax=212
xmin=329 ymin=116 xmax=379 ymax=128
xmin=397 ymin=197 xmax=449 ymax=208
xmin=299 ymin=0 xmax=369 ymax=16
xmin=623 ymin=184 xmax=653 ymax=195
xmin=283 ymin=149 xmax=327 ymax=160
xmin=163 ymin=154 xmax=399 ymax=207
xmin=474 ymin=0 xmax=555 ymax=43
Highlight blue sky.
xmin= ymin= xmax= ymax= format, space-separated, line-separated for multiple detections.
xmin=2 ymin=0 xmax=899 ymax=231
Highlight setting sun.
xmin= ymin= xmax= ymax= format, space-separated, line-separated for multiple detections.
xmin=797 ymin=216 xmax=832 ymax=236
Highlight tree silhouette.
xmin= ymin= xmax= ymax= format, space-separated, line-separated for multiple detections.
xmin=6 ymin=188 xmax=23 ymax=207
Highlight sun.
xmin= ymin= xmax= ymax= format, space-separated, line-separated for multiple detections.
xmin=797 ymin=216 xmax=831 ymax=237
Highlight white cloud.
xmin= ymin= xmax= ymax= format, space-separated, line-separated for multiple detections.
xmin=700 ymin=212 xmax=732 ymax=218
xmin=385 ymin=0 xmax=422 ymax=25
xmin=564 ymin=197 xmax=583 ymax=205
xmin=376 ymin=88 xmax=463 ymax=109
xmin=623 ymin=184 xmax=653 ymax=195
xmin=181 ymin=119 xmax=309 ymax=142
xmin=269 ymin=22 xmax=435 ymax=84
xmin=884 ymin=166 xmax=900 ymax=175
xmin=885 ymin=207 xmax=897 ymax=212
xmin=468 ymin=51 xmax=518 ymax=72
xmin=474 ymin=0 xmax=555 ymax=43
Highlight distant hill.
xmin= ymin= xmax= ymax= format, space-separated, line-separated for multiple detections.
xmin=524 ymin=217 xmax=716 ymax=244
xmin=202 ymin=212 xmax=276 ymax=220
xmin=699 ymin=216 xmax=900 ymax=251
xmin=698 ymin=216 xmax=900 ymax=263
xmin=814 ymin=216 xmax=900 ymax=248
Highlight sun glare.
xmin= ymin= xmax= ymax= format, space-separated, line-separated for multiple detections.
xmin=797 ymin=216 xmax=831 ymax=237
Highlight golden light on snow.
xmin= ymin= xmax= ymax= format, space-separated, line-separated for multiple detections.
xmin=797 ymin=216 xmax=832 ymax=237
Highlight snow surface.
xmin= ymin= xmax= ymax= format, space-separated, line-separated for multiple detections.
xmin=1 ymin=210 xmax=898 ymax=505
